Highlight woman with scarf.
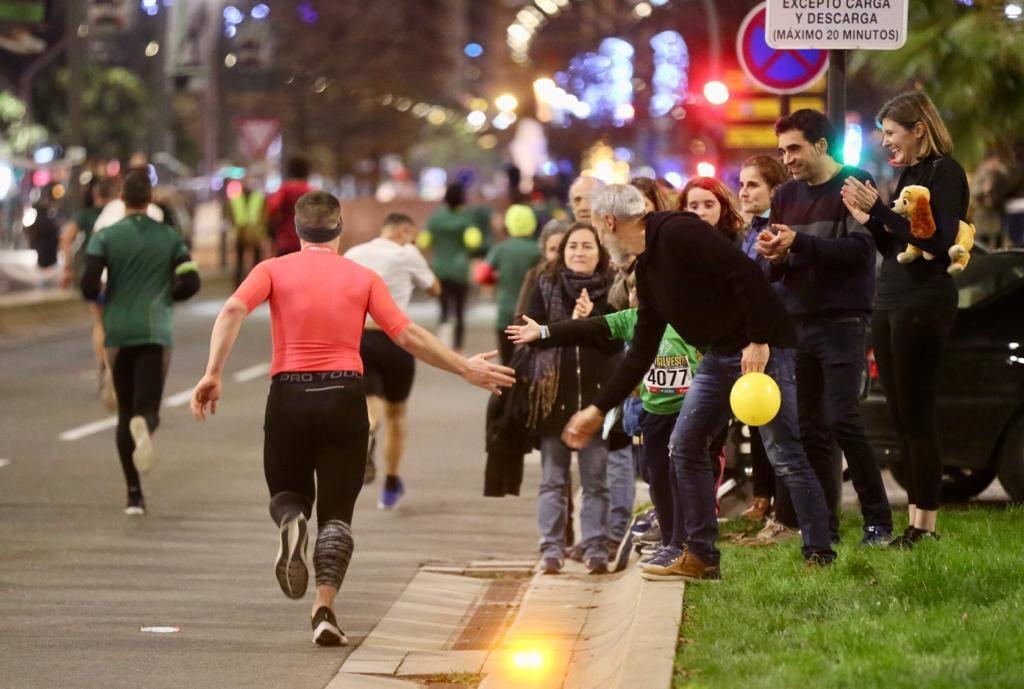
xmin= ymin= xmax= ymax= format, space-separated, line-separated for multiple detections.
xmin=523 ymin=222 xmax=619 ymax=575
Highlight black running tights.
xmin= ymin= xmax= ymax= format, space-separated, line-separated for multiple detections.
xmin=108 ymin=345 xmax=169 ymax=492
xmin=439 ymin=279 xmax=467 ymax=350
xmin=264 ymin=373 xmax=369 ymax=588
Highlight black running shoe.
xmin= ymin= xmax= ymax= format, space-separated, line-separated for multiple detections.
xmin=889 ymin=527 xmax=940 ymax=550
xmin=274 ymin=513 xmax=310 ymax=599
xmin=311 ymin=606 xmax=348 ymax=647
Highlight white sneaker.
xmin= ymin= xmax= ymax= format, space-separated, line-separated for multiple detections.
xmin=130 ymin=416 xmax=155 ymax=474
xmin=99 ymin=367 xmax=117 ymax=411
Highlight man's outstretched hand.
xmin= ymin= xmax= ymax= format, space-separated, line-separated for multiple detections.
xmin=191 ymin=374 xmax=222 ymax=421
xmin=461 ymin=351 xmax=516 ymax=395
xmin=561 ymin=405 xmax=604 ymax=449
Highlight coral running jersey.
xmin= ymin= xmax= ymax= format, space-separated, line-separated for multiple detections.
xmin=232 ymin=246 xmax=411 ymax=375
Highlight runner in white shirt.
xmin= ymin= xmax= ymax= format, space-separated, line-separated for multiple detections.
xmin=93 ymin=198 xmax=164 ymax=233
xmin=344 ymin=213 xmax=440 ymax=509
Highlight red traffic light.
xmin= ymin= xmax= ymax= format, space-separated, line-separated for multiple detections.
xmin=703 ymin=81 xmax=729 ymax=105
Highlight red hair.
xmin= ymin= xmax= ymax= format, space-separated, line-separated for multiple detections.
xmin=681 ymin=177 xmax=746 ymax=240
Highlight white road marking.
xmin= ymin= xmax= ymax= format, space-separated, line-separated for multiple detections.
xmin=232 ymin=362 xmax=270 ymax=383
xmin=0 ymin=458 xmax=10 ymax=468
xmin=59 ymin=417 xmax=118 ymax=441
xmin=59 ymin=360 xmax=273 ymax=442
xmin=163 ymin=389 xmax=194 ymax=408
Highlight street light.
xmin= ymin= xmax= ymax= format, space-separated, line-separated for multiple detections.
xmin=703 ymin=80 xmax=729 ymax=105
xmin=696 ymin=161 xmax=716 ymax=178
xmin=495 ymin=94 xmax=518 ymax=112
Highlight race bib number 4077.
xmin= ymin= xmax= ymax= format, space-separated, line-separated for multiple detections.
xmin=644 ymin=362 xmax=690 ymax=395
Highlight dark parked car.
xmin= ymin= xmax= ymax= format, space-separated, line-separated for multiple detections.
xmin=862 ymin=247 xmax=1024 ymax=502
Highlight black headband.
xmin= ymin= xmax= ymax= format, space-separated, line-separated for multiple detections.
xmin=296 ymin=222 xmax=342 ymax=243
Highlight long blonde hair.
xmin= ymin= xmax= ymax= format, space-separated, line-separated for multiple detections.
xmin=876 ymin=91 xmax=953 ymax=158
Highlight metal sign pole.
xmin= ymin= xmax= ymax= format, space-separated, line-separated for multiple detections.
xmin=827 ymin=49 xmax=847 ymax=153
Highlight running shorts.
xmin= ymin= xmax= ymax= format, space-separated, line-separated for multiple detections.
xmin=360 ymin=330 xmax=415 ymax=403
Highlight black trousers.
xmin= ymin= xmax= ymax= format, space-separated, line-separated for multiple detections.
xmin=235 ymin=241 xmax=263 ymax=287
xmin=439 ymin=279 xmax=467 ymax=350
xmin=109 ymin=345 xmax=169 ymax=492
xmin=871 ymin=300 xmax=957 ymax=511
xmin=749 ymin=427 xmax=775 ymax=500
xmin=264 ymin=373 xmax=369 ymax=525
xmin=496 ymin=328 xmax=515 ymax=366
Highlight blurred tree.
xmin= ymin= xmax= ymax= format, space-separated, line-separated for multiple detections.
xmin=227 ymin=0 xmax=462 ymax=177
xmin=0 ymin=91 xmax=48 ymax=154
xmin=851 ymin=0 xmax=1024 ymax=168
xmin=33 ymin=66 xmax=152 ymax=161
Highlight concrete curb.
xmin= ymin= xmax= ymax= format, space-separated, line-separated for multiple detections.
xmin=479 ymin=563 xmax=683 ymax=689
xmin=331 ymin=557 xmax=684 ymax=689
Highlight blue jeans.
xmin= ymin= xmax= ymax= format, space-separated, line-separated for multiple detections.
xmin=539 ymin=435 xmax=609 ymax=561
xmin=792 ymin=317 xmax=892 ymax=537
xmin=669 ymin=348 xmax=834 ymax=563
xmin=606 ymin=444 xmax=636 ymax=544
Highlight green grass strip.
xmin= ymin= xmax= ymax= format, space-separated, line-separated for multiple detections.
xmin=675 ymin=505 xmax=1024 ymax=689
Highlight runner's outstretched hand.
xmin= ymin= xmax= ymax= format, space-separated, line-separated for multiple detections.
xmin=191 ymin=373 xmax=222 ymax=421
xmin=505 ymin=315 xmax=542 ymax=344
xmin=562 ymin=405 xmax=604 ymax=449
xmin=461 ymin=351 xmax=516 ymax=395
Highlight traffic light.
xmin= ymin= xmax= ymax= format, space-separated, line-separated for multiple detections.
xmin=702 ymin=81 xmax=730 ymax=105
xmin=696 ymin=161 xmax=716 ymax=178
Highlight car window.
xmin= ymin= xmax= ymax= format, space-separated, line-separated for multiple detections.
xmin=956 ymin=251 xmax=1024 ymax=308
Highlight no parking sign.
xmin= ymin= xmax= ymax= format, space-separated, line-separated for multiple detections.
xmin=737 ymin=2 xmax=829 ymax=95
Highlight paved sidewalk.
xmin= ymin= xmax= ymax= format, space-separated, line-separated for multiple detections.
xmin=328 ymin=554 xmax=683 ymax=689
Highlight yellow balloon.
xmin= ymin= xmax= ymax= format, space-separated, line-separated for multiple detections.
xmin=464 ymin=226 xmax=483 ymax=249
xmin=730 ymin=372 xmax=781 ymax=426
xmin=415 ymin=230 xmax=432 ymax=250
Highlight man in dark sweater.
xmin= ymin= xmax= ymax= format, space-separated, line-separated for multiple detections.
xmin=756 ymin=110 xmax=892 ymax=546
xmin=563 ymin=184 xmax=834 ymax=580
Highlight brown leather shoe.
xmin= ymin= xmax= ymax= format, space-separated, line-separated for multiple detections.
xmin=641 ymin=548 xmax=721 ymax=582
xmin=738 ymin=519 xmax=800 ymax=547
xmin=740 ymin=496 xmax=772 ymax=522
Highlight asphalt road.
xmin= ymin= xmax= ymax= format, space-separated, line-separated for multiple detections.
xmin=0 ymin=294 xmax=539 ymax=689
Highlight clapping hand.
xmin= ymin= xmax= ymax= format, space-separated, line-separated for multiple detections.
xmin=573 ymin=288 xmax=593 ymax=319
xmin=841 ymin=177 xmax=877 ymax=225
xmin=755 ymin=225 xmax=795 ymax=264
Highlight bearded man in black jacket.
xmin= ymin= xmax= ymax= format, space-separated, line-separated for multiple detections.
xmin=562 ymin=184 xmax=835 ymax=581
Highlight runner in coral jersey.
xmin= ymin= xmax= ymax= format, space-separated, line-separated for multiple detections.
xmin=190 ymin=191 xmax=514 ymax=647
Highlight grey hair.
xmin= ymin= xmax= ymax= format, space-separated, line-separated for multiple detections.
xmin=569 ymin=175 xmax=607 ymax=191
xmin=538 ymin=218 xmax=570 ymax=250
xmin=590 ymin=184 xmax=647 ymax=221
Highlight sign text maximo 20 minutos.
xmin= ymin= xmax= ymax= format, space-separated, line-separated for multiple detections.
xmin=766 ymin=0 xmax=908 ymax=50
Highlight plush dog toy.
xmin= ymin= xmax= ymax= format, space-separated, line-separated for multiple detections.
xmin=890 ymin=185 xmax=975 ymax=275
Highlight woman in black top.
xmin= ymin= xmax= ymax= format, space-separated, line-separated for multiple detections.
xmin=524 ymin=223 xmax=620 ymax=574
xmin=842 ymin=91 xmax=968 ymax=547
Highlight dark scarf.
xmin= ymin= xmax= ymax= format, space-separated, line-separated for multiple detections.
xmin=526 ymin=264 xmax=612 ymax=429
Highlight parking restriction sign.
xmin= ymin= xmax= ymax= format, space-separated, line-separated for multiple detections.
xmin=765 ymin=0 xmax=909 ymax=50
xmin=737 ymin=3 xmax=829 ymax=95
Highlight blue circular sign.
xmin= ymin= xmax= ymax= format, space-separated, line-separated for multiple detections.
xmin=737 ymin=3 xmax=828 ymax=95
